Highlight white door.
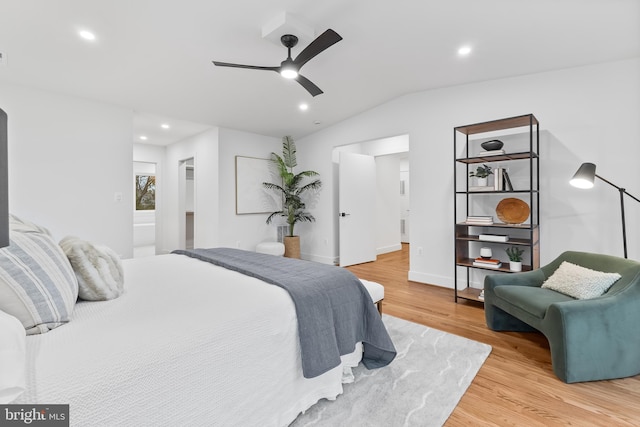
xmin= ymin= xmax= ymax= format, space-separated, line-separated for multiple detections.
xmin=339 ymin=152 xmax=377 ymax=267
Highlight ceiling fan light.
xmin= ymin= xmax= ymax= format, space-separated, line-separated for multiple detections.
xmin=280 ymin=67 xmax=298 ymax=79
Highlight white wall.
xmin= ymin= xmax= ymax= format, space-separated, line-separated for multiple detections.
xmin=155 ymin=127 xmax=281 ymax=253
xmin=162 ymin=128 xmax=219 ymax=253
xmin=376 ymin=154 xmax=402 ymax=254
xmin=217 ymin=128 xmax=281 ymax=250
xmin=298 ymin=58 xmax=640 ymax=288
xmin=1 ymin=82 xmax=134 ymax=257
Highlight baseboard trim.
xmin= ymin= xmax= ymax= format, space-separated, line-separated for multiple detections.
xmin=377 ymin=243 xmax=402 ymax=255
xmin=301 ymin=252 xmax=338 ymax=266
xmin=408 ymin=270 xmax=453 ymax=289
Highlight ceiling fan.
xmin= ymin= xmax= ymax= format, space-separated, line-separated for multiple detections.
xmin=212 ymin=29 xmax=342 ymax=97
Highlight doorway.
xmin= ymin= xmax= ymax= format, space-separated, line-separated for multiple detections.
xmin=178 ymin=158 xmax=195 ymax=250
xmin=133 ymin=161 xmax=157 ymax=258
xmin=335 ymin=135 xmax=410 ymax=266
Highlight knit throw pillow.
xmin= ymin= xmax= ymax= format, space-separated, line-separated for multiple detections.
xmin=59 ymin=236 xmax=124 ymax=301
xmin=541 ymin=261 xmax=621 ymax=300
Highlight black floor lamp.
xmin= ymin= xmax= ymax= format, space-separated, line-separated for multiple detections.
xmin=570 ymin=162 xmax=640 ymax=259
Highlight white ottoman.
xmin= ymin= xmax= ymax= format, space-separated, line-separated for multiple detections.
xmin=359 ymin=279 xmax=384 ymax=314
xmin=255 ymin=242 xmax=285 ymax=256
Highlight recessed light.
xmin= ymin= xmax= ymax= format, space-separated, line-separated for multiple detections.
xmin=78 ymin=30 xmax=96 ymax=41
xmin=314 ymin=120 xmax=321 ymax=125
xmin=299 ymin=103 xmax=309 ymax=111
xmin=139 ymin=135 xmax=148 ymax=141
xmin=161 ymin=124 xmax=170 ymax=129
xmin=458 ymin=45 xmax=472 ymax=56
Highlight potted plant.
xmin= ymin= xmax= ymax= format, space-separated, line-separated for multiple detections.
xmin=506 ymin=246 xmax=525 ymax=272
xmin=469 ymin=164 xmax=493 ymax=187
xmin=263 ymin=136 xmax=322 ymax=258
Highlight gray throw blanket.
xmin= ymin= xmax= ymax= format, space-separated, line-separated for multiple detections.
xmin=172 ymin=247 xmax=396 ymax=378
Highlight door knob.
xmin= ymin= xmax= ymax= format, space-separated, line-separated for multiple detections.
xmin=340 ymin=212 xmax=350 ymax=217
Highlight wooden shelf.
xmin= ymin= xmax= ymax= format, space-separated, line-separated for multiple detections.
xmin=456 ymin=287 xmax=484 ymax=303
xmin=456 ymin=189 xmax=539 ymax=195
xmin=456 ymin=222 xmax=538 ymax=230
xmin=454 ymin=114 xmax=539 ymax=135
xmin=456 ymin=151 xmax=538 ymax=164
xmin=456 ymin=235 xmax=533 ymax=246
xmin=456 ymin=258 xmax=533 ymax=273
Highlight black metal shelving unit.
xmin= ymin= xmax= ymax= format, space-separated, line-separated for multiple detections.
xmin=454 ymin=114 xmax=540 ymax=303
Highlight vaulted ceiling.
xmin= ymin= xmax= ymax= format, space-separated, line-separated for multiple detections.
xmin=0 ymin=0 xmax=638 ymax=144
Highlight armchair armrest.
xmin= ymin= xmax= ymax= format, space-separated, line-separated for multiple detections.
xmin=544 ymin=286 xmax=640 ymax=382
xmin=484 ymin=269 xmax=547 ymax=292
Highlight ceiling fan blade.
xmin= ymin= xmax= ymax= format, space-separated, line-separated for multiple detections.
xmin=295 ymin=74 xmax=323 ymax=97
xmin=212 ymin=61 xmax=278 ymax=71
xmin=292 ymin=29 xmax=342 ymax=69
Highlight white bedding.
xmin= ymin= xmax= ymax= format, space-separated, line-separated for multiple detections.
xmin=15 ymin=254 xmax=363 ymax=426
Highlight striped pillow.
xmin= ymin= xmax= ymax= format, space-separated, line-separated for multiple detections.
xmin=0 ymin=225 xmax=78 ymax=335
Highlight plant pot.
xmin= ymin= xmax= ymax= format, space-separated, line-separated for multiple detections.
xmin=477 ymin=177 xmax=488 ymax=187
xmin=283 ymin=236 xmax=301 ymax=259
xmin=509 ymin=261 xmax=522 ymax=272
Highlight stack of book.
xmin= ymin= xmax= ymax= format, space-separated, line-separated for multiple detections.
xmin=468 ymin=186 xmax=494 ymax=192
xmin=472 ymin=257 xmax=502 ymax=269
xmin=465 ymin=216 xmax=493 ymax=225
xmin=477 ymin=149 xmax=505 ymax=157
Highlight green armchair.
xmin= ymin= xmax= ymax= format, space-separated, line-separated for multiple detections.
xmin=484 ymin=251 xmax=640 ymax=383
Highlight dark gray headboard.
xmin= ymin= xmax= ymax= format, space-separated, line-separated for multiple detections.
xmin=0 ymin=108 xmax=8 ymax=247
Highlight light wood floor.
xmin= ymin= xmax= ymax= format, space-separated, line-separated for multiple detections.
xmin=346 ymin=244 xmax=640 ymax=426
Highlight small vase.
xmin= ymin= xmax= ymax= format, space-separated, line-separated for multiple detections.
xmin=509 ymin=261 xmax=522 ymax=272
xmin=477 ymin=177 xmax=488 ymax=187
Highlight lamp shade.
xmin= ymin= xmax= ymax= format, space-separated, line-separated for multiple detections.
xmin=570 ymin=162 xmax=596 ymax=189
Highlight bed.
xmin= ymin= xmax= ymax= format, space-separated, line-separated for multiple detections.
xmin=1 ymin=216 xmax=395 ymax=426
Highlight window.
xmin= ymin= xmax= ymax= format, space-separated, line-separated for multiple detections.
xmin=135 ymin=175 xmax=156 ymax=210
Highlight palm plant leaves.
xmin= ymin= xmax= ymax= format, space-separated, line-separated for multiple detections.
xmin=263 ymin=136 xmax=322 ymax=236
xmin=282 ymin=135 xmax=297 ymax=169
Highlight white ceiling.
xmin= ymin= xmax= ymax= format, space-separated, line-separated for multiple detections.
xmin=0 ymin=0 xmax=638 ymax=145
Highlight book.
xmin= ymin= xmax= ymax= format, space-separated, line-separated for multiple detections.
xmin=468 ymin=186 xmax=494 ymax=192
xmin=467 ymin=215 xmax=493 ymax=221
xmin=474 ymin=257 xmax=501 ymax=264
xmin=479 ymin=234 xmax=509 ymax=242
xmin=473 ymin=261 xmax=502 ymax=269
xmin=465 ymin=215 xmax=493 ymax=225
xmin=475 ymin=149 xmax=505 ymax=157
xmin=494 ymin=167 xmax=503 ymax=191
xmin=503 ymin=170 xmax=514 ymax=191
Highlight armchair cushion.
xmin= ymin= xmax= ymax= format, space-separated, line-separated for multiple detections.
xmin=540 ymin=261 xmax=621 ymax=300
xmin=494 ymin=286 xmax=573 ymax=319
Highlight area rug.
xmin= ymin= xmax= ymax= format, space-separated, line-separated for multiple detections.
xmin=290 ymin=315 xmax=492 ymax=427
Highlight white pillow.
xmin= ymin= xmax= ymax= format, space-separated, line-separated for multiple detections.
xmin=9 ymin=213 xmax=52 ymax=235
xmin=0 ymin=224 xmax=79 ymax=334
xmin=0 ymin=310 xmax=26 ymax=403
xmin=59 ymin=236 xmax=124 ymax=301
xmin=541 ymin=261 xmax=621 ymax=300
